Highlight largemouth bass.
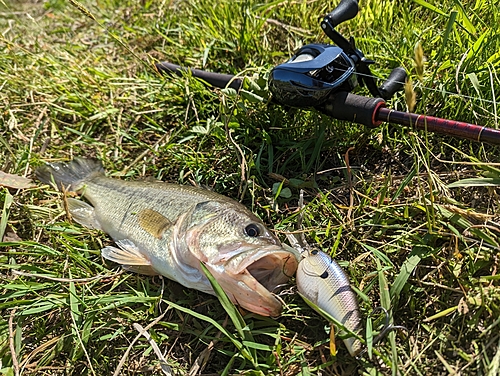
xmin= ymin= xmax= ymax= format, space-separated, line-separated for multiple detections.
xmin=36 ymin=158 xmax=298 ymax=316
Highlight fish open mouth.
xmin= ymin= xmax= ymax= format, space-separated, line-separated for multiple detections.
xmin=207 ymin=247 xmax=299 ymax=316
xmin=246 ymin=252 xmax=297 ymax=291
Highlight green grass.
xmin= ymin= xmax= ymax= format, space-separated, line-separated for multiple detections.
xmin=1 ymin=0 xmax=500 ymax=374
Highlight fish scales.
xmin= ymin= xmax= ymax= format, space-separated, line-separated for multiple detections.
xmin=78 ymin=178 xmax=213 ymax=282
xmin=81 ymin=177 xmax=230 ymax=236
xmin=36 ymin=158 xmax=299 ymax=316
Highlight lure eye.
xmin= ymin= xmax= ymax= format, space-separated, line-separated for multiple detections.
xmin=244 ymin=223 xmax=260 ymax=237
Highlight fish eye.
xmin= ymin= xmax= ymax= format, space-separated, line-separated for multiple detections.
xmin=244 ymin=223 xmax=260 ymax=237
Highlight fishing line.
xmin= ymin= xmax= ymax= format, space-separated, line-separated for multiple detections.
xmin=350 ymin=70 xmax=498 ymax=106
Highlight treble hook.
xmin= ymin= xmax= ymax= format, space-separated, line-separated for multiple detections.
xmin=356 ymin=306 xmax=408 ymax=358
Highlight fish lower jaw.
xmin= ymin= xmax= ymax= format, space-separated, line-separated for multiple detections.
xmin=204 ymin=265 xmax=285 ymax=317
xmin=200 ymin=246 xmax=299 ymax=316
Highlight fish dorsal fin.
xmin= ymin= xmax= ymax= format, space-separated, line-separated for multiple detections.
xmin=137 ymin=209 xmax=172 ymax=239
xmin=66 ymin=198 xmax=103 ymax=231
xmin=101 ymin=239 xmax=158 ymax=275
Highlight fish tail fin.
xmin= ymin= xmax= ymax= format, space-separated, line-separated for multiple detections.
xmin=35 ymin=157 xmax=104 ymax=192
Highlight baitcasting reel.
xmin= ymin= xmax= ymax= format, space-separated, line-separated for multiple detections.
xmin=268 ymin=0 xmax=407 ymax=108
xmin=269 ymin=44 xmax=358 ymax=108
xmin=156 ymin=0 xmax=500 ymax=144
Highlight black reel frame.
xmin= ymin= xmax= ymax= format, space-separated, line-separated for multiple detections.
xmin=320 ymin=0 xmax=406 ymax=100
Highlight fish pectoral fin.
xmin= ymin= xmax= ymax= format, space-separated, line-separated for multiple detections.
xmin=67 ymin=198 xmax=102 ymax=230
xmin=102 ymin=239 xmax=158 ymax=275
xmin=122 ymin=265 xmax=159 ymax=276
xmin=137 ymin=208 xmax=172 ymax=239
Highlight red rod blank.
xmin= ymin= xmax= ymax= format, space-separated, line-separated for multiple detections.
xmin=377 ymin=107 xmax=500 ymax=145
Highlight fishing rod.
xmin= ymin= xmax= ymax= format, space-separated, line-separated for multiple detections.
xmin=155 ymin=0 xmax=500 ymax=145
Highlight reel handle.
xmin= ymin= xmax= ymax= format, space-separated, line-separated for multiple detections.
xmin=323 ymin=0 xmax=359 ymax=28
xmin=321 ymin=1 xmax=358 ymax=54
xmin=378 ymin=67 xmax=407 ymax=100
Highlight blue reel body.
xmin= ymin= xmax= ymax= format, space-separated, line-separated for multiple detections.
xmin=269 ymin=44 xmax=357 ymax=108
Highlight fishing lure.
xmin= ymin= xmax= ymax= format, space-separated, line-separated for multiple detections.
xmin=295 ymin=248 xmax=363 ymax=357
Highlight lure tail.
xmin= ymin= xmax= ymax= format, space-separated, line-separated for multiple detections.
xmin=35 ymin=157 xmax=104 ymax=192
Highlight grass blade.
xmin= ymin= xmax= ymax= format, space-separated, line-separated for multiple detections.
xmin=163 ymin=299 xmax=248 ymax=357
xmin=298 ymin=293 xmax=364 ymax=342
xmin=200 ymin=262 xmax=251 ymax=340
xmin=0 ymin=189 xmax=13 ymax=241
xmin=366 ymin=315 xmax=374 ymax=360
xmin=390 ymin=246 xmax=430 ymax=299
xmin=448 ymin=177 xmax=500 ymax=187
xmin=413 ymin=0 xmax=448 ymax=16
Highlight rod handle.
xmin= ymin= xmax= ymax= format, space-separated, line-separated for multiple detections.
xmin=155 ymin=61 xmax=243 ymax=90
xmin=319 ymin=91 xmax=385 ymax=127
